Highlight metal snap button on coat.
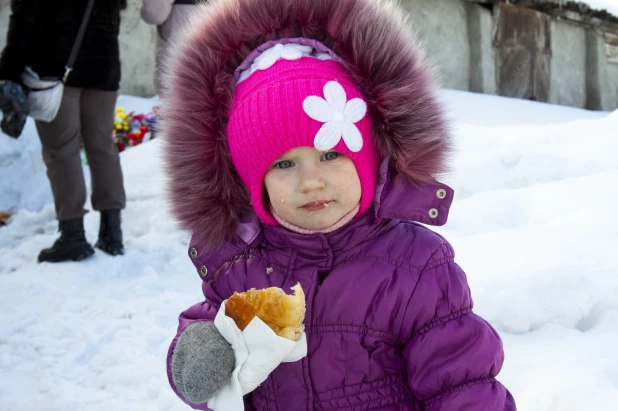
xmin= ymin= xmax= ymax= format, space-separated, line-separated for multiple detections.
xmin=200 ymin=266 xmax=208 ymax=277
xmin=436 ymin=189 xmax=447 ymax=199
xmin=190 ymin=247 xmax=198 ymax=258
xmin=429 ymin=208 xmax=439 ymax=219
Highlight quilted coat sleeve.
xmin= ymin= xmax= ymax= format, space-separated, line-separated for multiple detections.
xmin=0 ymin=0 xmax=47 ymax=83
xmin=402 ymin=241 xmax=516 ymax=411
xmin=167 ymin=299 xmax=222 ymax=411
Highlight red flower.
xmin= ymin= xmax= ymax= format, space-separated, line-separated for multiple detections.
xmin=128 ymin=131 xmax=146 ymax=146
xmin=116 ymin=141 xmax=126 ymax=152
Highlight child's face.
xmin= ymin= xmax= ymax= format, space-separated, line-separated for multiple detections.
xmin=264 ymin=147 xmax=361 ymax=230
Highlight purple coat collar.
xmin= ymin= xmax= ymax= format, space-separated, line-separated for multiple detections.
xmin=188 ymin=163 xmax=453 ymax=274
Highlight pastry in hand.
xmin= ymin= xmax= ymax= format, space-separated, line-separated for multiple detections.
xmin=225 ymin=283 xmax=305 ymax=341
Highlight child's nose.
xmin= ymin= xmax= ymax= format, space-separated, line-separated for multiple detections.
xmin=299 ymin=169 xmax=326 ymax=193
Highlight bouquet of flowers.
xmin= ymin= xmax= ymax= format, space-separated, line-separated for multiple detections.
xmin=113 ymin=107 xmax=159 ymax=152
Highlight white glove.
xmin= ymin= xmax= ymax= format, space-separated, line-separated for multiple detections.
xmin=207 ymin=300 xmax=307 ymax=411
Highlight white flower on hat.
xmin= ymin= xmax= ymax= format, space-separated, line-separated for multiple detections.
xmin=255 ymin=43 xmax=313 ymax=69
xmin=238 ymin=43 xmax=315 ymax=82
xmin=303 ymin=81 xmax=367 ymax=153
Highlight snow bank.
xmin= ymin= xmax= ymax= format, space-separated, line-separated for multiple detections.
xmin=1 ymin=93 xmax=616 ymax=410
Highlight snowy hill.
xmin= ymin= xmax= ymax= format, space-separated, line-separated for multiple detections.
xmin=0 ymin=90 xmax=617 ymax=410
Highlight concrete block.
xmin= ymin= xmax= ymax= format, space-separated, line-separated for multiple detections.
xmin=585 ymin=30 xmax=616 ymax=110
xmin=606 ymin=64 xmax=618 ymax=110
xmin=550 ymin=19 xmax=587 ymax=108
xmin=466 ymin=2 xmax=497 ymax=94
xmin=401 ymin=0 xmax=470 ymax=90
xmin=119 ymin=1 xmax=157 ymax=97
xmin=0 ymin=0 xmax=10 ymax=53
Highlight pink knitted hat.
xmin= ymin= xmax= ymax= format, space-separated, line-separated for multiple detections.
xmin=227 ymin=55 xmax=380 ymax=226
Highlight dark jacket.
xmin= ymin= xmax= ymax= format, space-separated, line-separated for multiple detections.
xmin=0 ymin=0 xmax=122 ymax=91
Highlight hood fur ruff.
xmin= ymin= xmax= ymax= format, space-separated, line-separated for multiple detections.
xmin=162 ymin=0 xmax=452 ymax=248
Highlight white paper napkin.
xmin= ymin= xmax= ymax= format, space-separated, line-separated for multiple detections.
xmin=207 ymin=301 xmax=307 ymax=411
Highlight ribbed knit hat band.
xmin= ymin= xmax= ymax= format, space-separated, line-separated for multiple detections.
xmin=227 ymin=55 xmax=380 ymax=226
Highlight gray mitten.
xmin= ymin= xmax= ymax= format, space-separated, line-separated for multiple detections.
xmin=171 ymin=321 xmax=236 ymax=404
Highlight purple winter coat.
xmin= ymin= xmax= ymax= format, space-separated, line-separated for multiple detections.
xmin=161 ymin=0 xmax=516 ymax=409
xmin=166 ymin=169 xmax=516 ymax=411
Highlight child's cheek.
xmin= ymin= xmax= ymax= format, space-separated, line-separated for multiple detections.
xmin=266 ymin=176 xmax=290 ymax=208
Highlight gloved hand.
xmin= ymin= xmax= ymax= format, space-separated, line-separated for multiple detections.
xmin=0 ymin=79 xmax=28 ymax=138
xmin=171 ymin=321 xmax=236 ymax=404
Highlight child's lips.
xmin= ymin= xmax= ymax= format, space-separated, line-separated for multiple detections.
xmin=301 ymin=200 xmax=331 ymax=211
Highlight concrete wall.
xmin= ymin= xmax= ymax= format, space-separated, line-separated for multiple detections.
xmin=0 ymin=0 xmax=473 ymax=95
xmin=118 ymin=2 xmax=157 ymax=97
xmin=400 ymin=0 xmax=470 ymax=90
xmin=585 ymin=30 xmax=617 ymax=109
xmin=466 ymin=2 xmax=497 ymax=94
xmin=586 ymin=30 xmax=618 ymax=109
xmin=549 ymin=19 xmax=587 ymax=108
xmin=0 ymin=0 xmax=11 ymax=52
xmin=0 ymin=0 xmax=615 ymax=109
xmin=607 ymin=65 xmax=618 ymax=109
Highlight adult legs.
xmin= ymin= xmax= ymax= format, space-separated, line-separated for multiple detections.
xmin=37 ymin=87 xmax=87 ymax=220
xmin=80 ymin=89 xmax=125 ymax=255
xmin=36 ymin=87 xmax=94 ymax=262
xmin=79 ymin=88 xmax=125 ymax=212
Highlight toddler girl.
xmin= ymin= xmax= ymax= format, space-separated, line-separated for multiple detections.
xmin=162 ymin=0 xmax=516 ymax=410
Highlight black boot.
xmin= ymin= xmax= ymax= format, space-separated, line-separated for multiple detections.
xmin=95 ymin=209 xmax=124 ymax=256
xmin=38 ymin=218 xmax=95 ymax=263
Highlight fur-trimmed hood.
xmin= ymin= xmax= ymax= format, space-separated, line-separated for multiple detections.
xmin=162 ymin=0 xmax=451 ymax=247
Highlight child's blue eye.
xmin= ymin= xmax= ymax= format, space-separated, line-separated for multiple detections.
xmin=322 ymin=152 xmax=339 ymax=161
xmin=275 ymin=160 xmax=293 ymax=169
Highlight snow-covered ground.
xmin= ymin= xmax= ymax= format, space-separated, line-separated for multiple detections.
xmin=0 ymin=90 xmax=616 ymax=410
